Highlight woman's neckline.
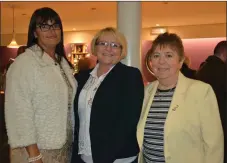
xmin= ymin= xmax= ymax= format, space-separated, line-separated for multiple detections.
xmin=157 ymin=87 xmax=176 ymax=92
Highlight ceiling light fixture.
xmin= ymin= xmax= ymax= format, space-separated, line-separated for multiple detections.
xmin=7 ymin=5 xmax=19 ymax=48
xmin=150 ymin=26 xmax=168 ymax=35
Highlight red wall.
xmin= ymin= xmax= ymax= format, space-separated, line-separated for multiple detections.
xmin=0 ymin=47 xmax=17 ymax=73
xmin=0 ymin=37 xmax=226 ymax=81
xmin=183 ymin=37 xmax=226 ymax=69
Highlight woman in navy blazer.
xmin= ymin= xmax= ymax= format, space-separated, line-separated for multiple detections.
xmin=71 ymin=27 xmax=144 ymax=163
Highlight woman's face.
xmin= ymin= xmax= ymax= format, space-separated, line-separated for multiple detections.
xmin=34 ymin=19 xmax=61 ymax=48
xmin=95 ymin=33 xmax=122 ymax=66
xmin=149 ymin=45 xmax=183 ymax=81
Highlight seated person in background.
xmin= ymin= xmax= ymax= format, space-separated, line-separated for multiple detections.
xmin=3 ymin=45 xmax=28 ymax=90
xmin=78 ymin=57 xmax=92 ymax=72
xmin=17 ymin=45 xmax=27 ymax=56
xmin=180 ymin=55 xmax=196 ymax=79
xmin=6 ymin=45 xmax=27 ymax=71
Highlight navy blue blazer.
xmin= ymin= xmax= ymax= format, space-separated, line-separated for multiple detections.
xmin=71 ymin=62 xmax=144 ymax=163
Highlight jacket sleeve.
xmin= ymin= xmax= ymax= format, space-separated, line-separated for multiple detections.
xmin=4 ymin=56 xmax=37 ymax=148
xmin=199 ymin=85 xmax=224 ymax=163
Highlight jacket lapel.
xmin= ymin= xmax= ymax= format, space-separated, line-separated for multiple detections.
xmin=137 ymin=80 xmax=159 ymax=150
xmin=28 ymin=45 xmax=77 ymax=95
xmin=92 ymin=62 xmax=122 ymax=97
xmin=137 ymin=72 xmax=189 ymax=150
xmin=164 ymin=73 xmax=189 ymax=137
xmin=60 ymin=58 xmax=77 ymax=96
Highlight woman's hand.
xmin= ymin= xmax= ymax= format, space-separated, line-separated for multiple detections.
xmin=26 ymin=144 xmax=43 ymax=163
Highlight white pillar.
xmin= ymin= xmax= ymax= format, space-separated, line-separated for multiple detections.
xmin=117 ymin=2 xmax=142 ymax=70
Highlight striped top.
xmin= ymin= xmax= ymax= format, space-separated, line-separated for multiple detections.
xmin=143 ymin=87 xmax=175 ymax=163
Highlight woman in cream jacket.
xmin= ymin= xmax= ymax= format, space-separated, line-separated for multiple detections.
xmin=137 ymin=32 xmax=223 ymax=163
xmin=5 ymin=7 xmax=77 ymax=163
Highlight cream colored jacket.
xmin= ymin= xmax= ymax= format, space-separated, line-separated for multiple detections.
xmin=137 ymin=72 xmax=223 ymax=163
xmin=5 ymin=45 xmax=77 ymax=149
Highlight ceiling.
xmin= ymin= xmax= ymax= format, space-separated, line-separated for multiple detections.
xmin=0 ymin=1 xmax=226 ymax=34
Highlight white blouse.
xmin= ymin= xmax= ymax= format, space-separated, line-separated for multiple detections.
xmin=78 ymin=64 xmax=136 ymax=163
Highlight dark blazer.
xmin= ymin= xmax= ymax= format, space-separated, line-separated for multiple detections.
xmin=71 ymin=62 xmax=144 ymax=163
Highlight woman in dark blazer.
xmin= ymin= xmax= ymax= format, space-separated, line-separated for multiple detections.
xmin=71 ymin=27 xmax=144 ymax=163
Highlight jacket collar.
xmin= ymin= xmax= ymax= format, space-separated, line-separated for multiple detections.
xmin=27 ymin=44 xmax=58 ymax=67
xmin=206 ymin=55 xmax=225 ymax=64
xmin=90 ymin=63 xmax=116 ymax=79
xmin=147 ymin=72 xmax=188 ymax=95
xmin=138 ymin=72 xmax=191 ymax=152
xmin=27 ymin=44 xmax=77 ymax=94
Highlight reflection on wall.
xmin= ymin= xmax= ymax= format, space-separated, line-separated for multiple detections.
xmin=141 ymin=40 xmax=155 ymax=83
xmin=141 ymin=37 xmax=226 ymax=83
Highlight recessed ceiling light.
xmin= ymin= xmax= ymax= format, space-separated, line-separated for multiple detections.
xmin=73 ymin=28 xmax=76 ymax=31
xmin=156 ymin=24 xmax=160 ymax=26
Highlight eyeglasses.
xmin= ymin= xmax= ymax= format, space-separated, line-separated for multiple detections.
xmin=96 ymin=41 xmax=122 ymax=49
xmin=36 ymin=24 xmax=61 ymax=32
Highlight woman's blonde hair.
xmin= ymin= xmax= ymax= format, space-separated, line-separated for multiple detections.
xmin=90 ymin=27 xmax=127 ymax=59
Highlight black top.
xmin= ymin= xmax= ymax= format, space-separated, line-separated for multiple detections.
xmin=180 ymin=63 xmax=196 ymax=79
xmin=196 ymin=56 xmax=226 ymax=130
xmin=71 ymin=62 xmax=144 ymax=163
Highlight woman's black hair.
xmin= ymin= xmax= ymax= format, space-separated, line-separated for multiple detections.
xmin=27 ymin=7 xmax=73 ymax=68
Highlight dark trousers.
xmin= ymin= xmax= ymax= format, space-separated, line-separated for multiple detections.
xmin=76 ymin=156 xmax=138 ymax=163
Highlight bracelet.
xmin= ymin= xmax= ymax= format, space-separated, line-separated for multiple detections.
xmin=28 ymin=153 xmax=43 ymax=162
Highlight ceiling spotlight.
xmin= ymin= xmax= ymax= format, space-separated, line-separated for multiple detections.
xmin=150 ymin=27 xmax=168 ymax=35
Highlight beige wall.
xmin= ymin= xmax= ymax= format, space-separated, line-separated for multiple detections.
xmin=142 ymin=23 xmax=226 ymax=40
xmin=1 ymin=23 xmax=226 ymax=46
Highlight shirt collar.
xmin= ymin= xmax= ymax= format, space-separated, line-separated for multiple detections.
xmin=90 ymin=63 xmax=115 ymax=78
